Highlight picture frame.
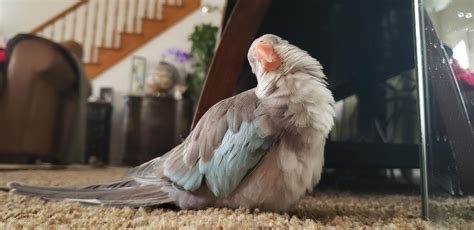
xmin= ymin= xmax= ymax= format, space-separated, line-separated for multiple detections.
xmin=130 ymin=56 xmax=147 ymax=95
xmin=99 ymin=87 xmax=114 ymax=103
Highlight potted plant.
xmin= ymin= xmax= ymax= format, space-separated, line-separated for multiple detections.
xmin=186 ymin=24 xmax=219 ymax=102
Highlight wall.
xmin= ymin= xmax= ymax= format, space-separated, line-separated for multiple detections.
xmin=0 ymin=0 xmax=77 ymax=40
xmin=91 ymin=0 xmax=224 ymax=165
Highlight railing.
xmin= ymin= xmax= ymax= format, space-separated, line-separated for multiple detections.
xmin=31 ymin=0 xmax=184 ymax=63
xmin=31 ymin=0 xmax=89 ymax=34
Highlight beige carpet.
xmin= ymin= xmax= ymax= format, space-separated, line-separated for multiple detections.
xmin=0 ymin=165 xmax=445 ymax=229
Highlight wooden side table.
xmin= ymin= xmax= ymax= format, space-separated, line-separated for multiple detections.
xmin=85 ymin=101 xmax=113 ymax=164
xmin=121 ymin=95 xmax=192 ymax=166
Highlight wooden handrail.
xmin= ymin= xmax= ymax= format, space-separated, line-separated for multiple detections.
xmin=31 ymin=0 xmax=89 ymax=34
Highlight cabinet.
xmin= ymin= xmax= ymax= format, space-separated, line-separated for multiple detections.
xmin=121 ymin=95 xmax=192 ymax=165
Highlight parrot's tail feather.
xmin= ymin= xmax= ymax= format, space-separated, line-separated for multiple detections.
xmin=80 ymin=179 xmax=138 ymax=190
xmin=65 ymin=198 xmax=101 ymax=205
xmin=8 ymin=181 xmax=174 ymax=207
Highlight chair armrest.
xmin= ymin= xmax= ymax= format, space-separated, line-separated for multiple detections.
xmin=60 ymin=41 xmax=84 ymax=61
xmin=7 ymin=37 xmax=76 ymax=93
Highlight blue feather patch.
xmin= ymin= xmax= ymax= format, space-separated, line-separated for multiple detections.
xmin=199 ymin=121 xmax=274 ymax=197
xmin=166 ymin=166 xmax=203 ymax=191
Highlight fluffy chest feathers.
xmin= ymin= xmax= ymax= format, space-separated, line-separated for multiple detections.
xmin=225 ymin=73 xmax=335 ymax=211
xmin=257 ymin=72 xmax=335 ymax=138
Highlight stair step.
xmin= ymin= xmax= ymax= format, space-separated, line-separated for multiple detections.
xmin=141 ymin=20 xmax=166 ymax=37
xmin=99 ymin=47 xmax=121 ymax=52
xmin=120 ymin=33 xmax=145 ymax=51
xmin=98 ymin=47 xmax=122 ymax=62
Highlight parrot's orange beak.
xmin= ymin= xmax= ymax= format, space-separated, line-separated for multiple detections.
xmin=254 ymin=42 xmax=281 ymax=72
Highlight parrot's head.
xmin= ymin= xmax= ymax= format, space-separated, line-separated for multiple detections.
xmin=248 ymin=34 xmax=327 ymax=97
xmin=248 ymin=34 xmax=285 ymax=76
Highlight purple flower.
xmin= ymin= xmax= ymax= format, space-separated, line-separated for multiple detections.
xmin=162 ymin=48 xmax=190 ymax=63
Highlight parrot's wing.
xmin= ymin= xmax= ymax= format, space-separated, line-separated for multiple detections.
xmin=197 ymin=120 xmax=274 ymax=197
xmin=128 ymin=89 xmax=275 ymax=197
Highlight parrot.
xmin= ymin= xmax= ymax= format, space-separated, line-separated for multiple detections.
xmin=8 ymin=34 xmax=335 ymax=212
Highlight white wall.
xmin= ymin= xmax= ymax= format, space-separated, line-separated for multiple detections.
xmin=91 ymin=0 xmax=224 ymax=165
xmin=0 ymin=0 xmax=77 ymax=40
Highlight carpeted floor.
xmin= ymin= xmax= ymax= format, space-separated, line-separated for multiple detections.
xmin=0 ymin=165 xmax=459 ymax=229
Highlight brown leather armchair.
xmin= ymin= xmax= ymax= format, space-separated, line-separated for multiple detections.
xmin=0 ymin=34 xmax=90 ymax=163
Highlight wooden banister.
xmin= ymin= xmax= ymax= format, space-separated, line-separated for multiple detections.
xmin=31 ymin=0 xmax=89 ymax=34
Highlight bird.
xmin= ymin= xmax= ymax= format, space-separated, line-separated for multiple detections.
xmin=8 ymin=34 xmax=335 ymax=212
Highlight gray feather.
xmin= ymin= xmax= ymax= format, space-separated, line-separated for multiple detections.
xmin=8 ymin=181 xmax=173 ymax=207
xmin=180 ymin=89 xmax=259 ymax=165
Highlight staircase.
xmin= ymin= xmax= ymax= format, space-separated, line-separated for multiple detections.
xmin=31 ymin=0 xmax=200 ymax=80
